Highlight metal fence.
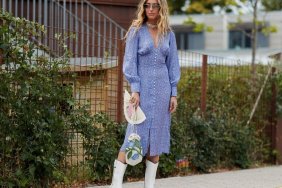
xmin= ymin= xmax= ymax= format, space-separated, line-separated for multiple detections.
xmin=1 ymin=0 xmax=128 ymax=174
xmin=1 ymin=0 xmax=129 ymax=121
xmin=177 ymin=51 xmax=276 ymax=165
xmin=178 ymin=50 xmax=273 ymax=113
xmin=178 ymin=50 xmax=274 ymax=125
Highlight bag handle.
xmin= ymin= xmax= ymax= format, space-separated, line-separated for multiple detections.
xmin=128 ymin=102 xmax=141 ymax=134
xmin=131 ymin=105 xmax=138 ymax=122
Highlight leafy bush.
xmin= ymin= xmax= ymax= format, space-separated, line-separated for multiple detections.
xmin=159 ymin=110 xmax=263 ymax=175
xmin=158 ymin=65 xmax=272 ymax=175
xmin=74 ymin=111 xmax=145 ymax=182
xmin=75 ymin=112 xmax=126 ymax=183
xmin=0 ymin=11 xmax=76 ymax=187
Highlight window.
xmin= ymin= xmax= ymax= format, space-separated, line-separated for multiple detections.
xmin=175 ymin=32 xmax=205 ymax=50
xmin=257 ymin=32 xmax=269 ymax=48
xmin=229 ymin=23 xmax=269 ymax=49
xmin=172 ymin=25 xmax=205 ymax=50
xmin=229 ymin=30 xmax=251 ymax=49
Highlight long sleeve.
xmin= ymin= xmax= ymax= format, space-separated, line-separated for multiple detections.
xmin=123 ymin=27 xmax=140 ymax=93
xmin=166 ymin=32 xmax=180 ymax=96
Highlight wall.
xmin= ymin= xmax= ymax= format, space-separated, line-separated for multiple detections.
xmin=89 ymin=0 xmax=139 ymax=29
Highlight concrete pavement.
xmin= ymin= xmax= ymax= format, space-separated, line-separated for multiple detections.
xmin=88 ymin=165 xmax=282 ymax=188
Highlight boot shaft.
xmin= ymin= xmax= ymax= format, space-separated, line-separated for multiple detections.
xmin=110 ymin=160 xmax=127 ymax=188
xmin=144 ymin=160 xmax=159 ymax=188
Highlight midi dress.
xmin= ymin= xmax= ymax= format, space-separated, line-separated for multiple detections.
xmin=120 ymin=24 xmax=180 ymax=156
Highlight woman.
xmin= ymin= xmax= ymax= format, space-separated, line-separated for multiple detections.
xmin=110 ymin=0 xmax=180 ymax=187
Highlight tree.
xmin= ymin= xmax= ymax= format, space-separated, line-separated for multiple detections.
xmin=167 ymin=0 xmax=186 ymax=14
xmin=250 ymin=0 xmax=259 ymax=73
xmin=186 ymin=0 xmax=238 ymax=14
xmin=262 ymin=0 xmax=282 ymax=11
xmin=231 ymin=0 xmax=277 ymax=72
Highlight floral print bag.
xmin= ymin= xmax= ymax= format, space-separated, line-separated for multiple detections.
xmin=125 ymin=124 xmax=143 ymax=166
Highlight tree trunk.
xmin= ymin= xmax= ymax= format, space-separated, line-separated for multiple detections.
xmin=251 ymin=0 xmax=258 ymax=74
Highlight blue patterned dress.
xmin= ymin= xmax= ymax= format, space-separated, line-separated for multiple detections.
xmin=120 ymin=24 xmax=180 ymax=156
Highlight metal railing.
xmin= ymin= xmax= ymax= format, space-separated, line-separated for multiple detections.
xmin=0 ymin=0 xmax=126 ymax=58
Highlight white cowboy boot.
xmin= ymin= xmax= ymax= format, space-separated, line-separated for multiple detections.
xmin=110 ymin=160 xmax=127 ymax=188
xmin=144 ymin=160 xmax=159 ymax=188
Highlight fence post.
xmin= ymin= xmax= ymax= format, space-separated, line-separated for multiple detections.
xmin=117 ymin=39 xmax=124 ymax=123
xmin=271 ymin=67 xmax=278 ymax=163
xmin=0 ymin=49 xmax=2 ymax=66
xmin=201 ymin=54 xmax=208 ymax=116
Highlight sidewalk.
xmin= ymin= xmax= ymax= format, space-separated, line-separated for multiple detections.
xmin=88 ymin=165 xmax=282 ymax=188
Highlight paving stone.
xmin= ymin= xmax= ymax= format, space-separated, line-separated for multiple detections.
xmin=88 ymin=165 xmax=282 ymax=188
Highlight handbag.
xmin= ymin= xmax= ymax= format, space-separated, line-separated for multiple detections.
xmin=124 ymin=90 xmax=146 ymax=125
xmin=125 ymin=124 xmax=143 ymax=166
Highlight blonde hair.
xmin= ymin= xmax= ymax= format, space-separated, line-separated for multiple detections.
xmin=125 ymin=0 xmax=171 ymax=38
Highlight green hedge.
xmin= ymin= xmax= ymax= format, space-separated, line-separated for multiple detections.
xmin=0 ymin=11 xmax=75 ymax=186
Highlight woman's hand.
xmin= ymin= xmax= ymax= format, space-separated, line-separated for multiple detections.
xmin=130 ymin=92 xmax=140 ymax=107
xmin=169 ymin=96 xmax=177 ymax=113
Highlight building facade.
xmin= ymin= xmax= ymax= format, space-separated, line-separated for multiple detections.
xmin=170 ymin=11 xmax=282 ymax=62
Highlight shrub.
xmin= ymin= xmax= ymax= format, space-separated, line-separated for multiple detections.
xmin=158 ymin=65 xmax=272 ymax=175
xmin=0 ymin=11 xmax=75 ymax=186
xmin=77 ymin=112 xmax=126 ymax=183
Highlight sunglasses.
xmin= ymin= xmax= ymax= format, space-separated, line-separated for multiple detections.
xmin=144 ymin=3 xmax=160 ymax=10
